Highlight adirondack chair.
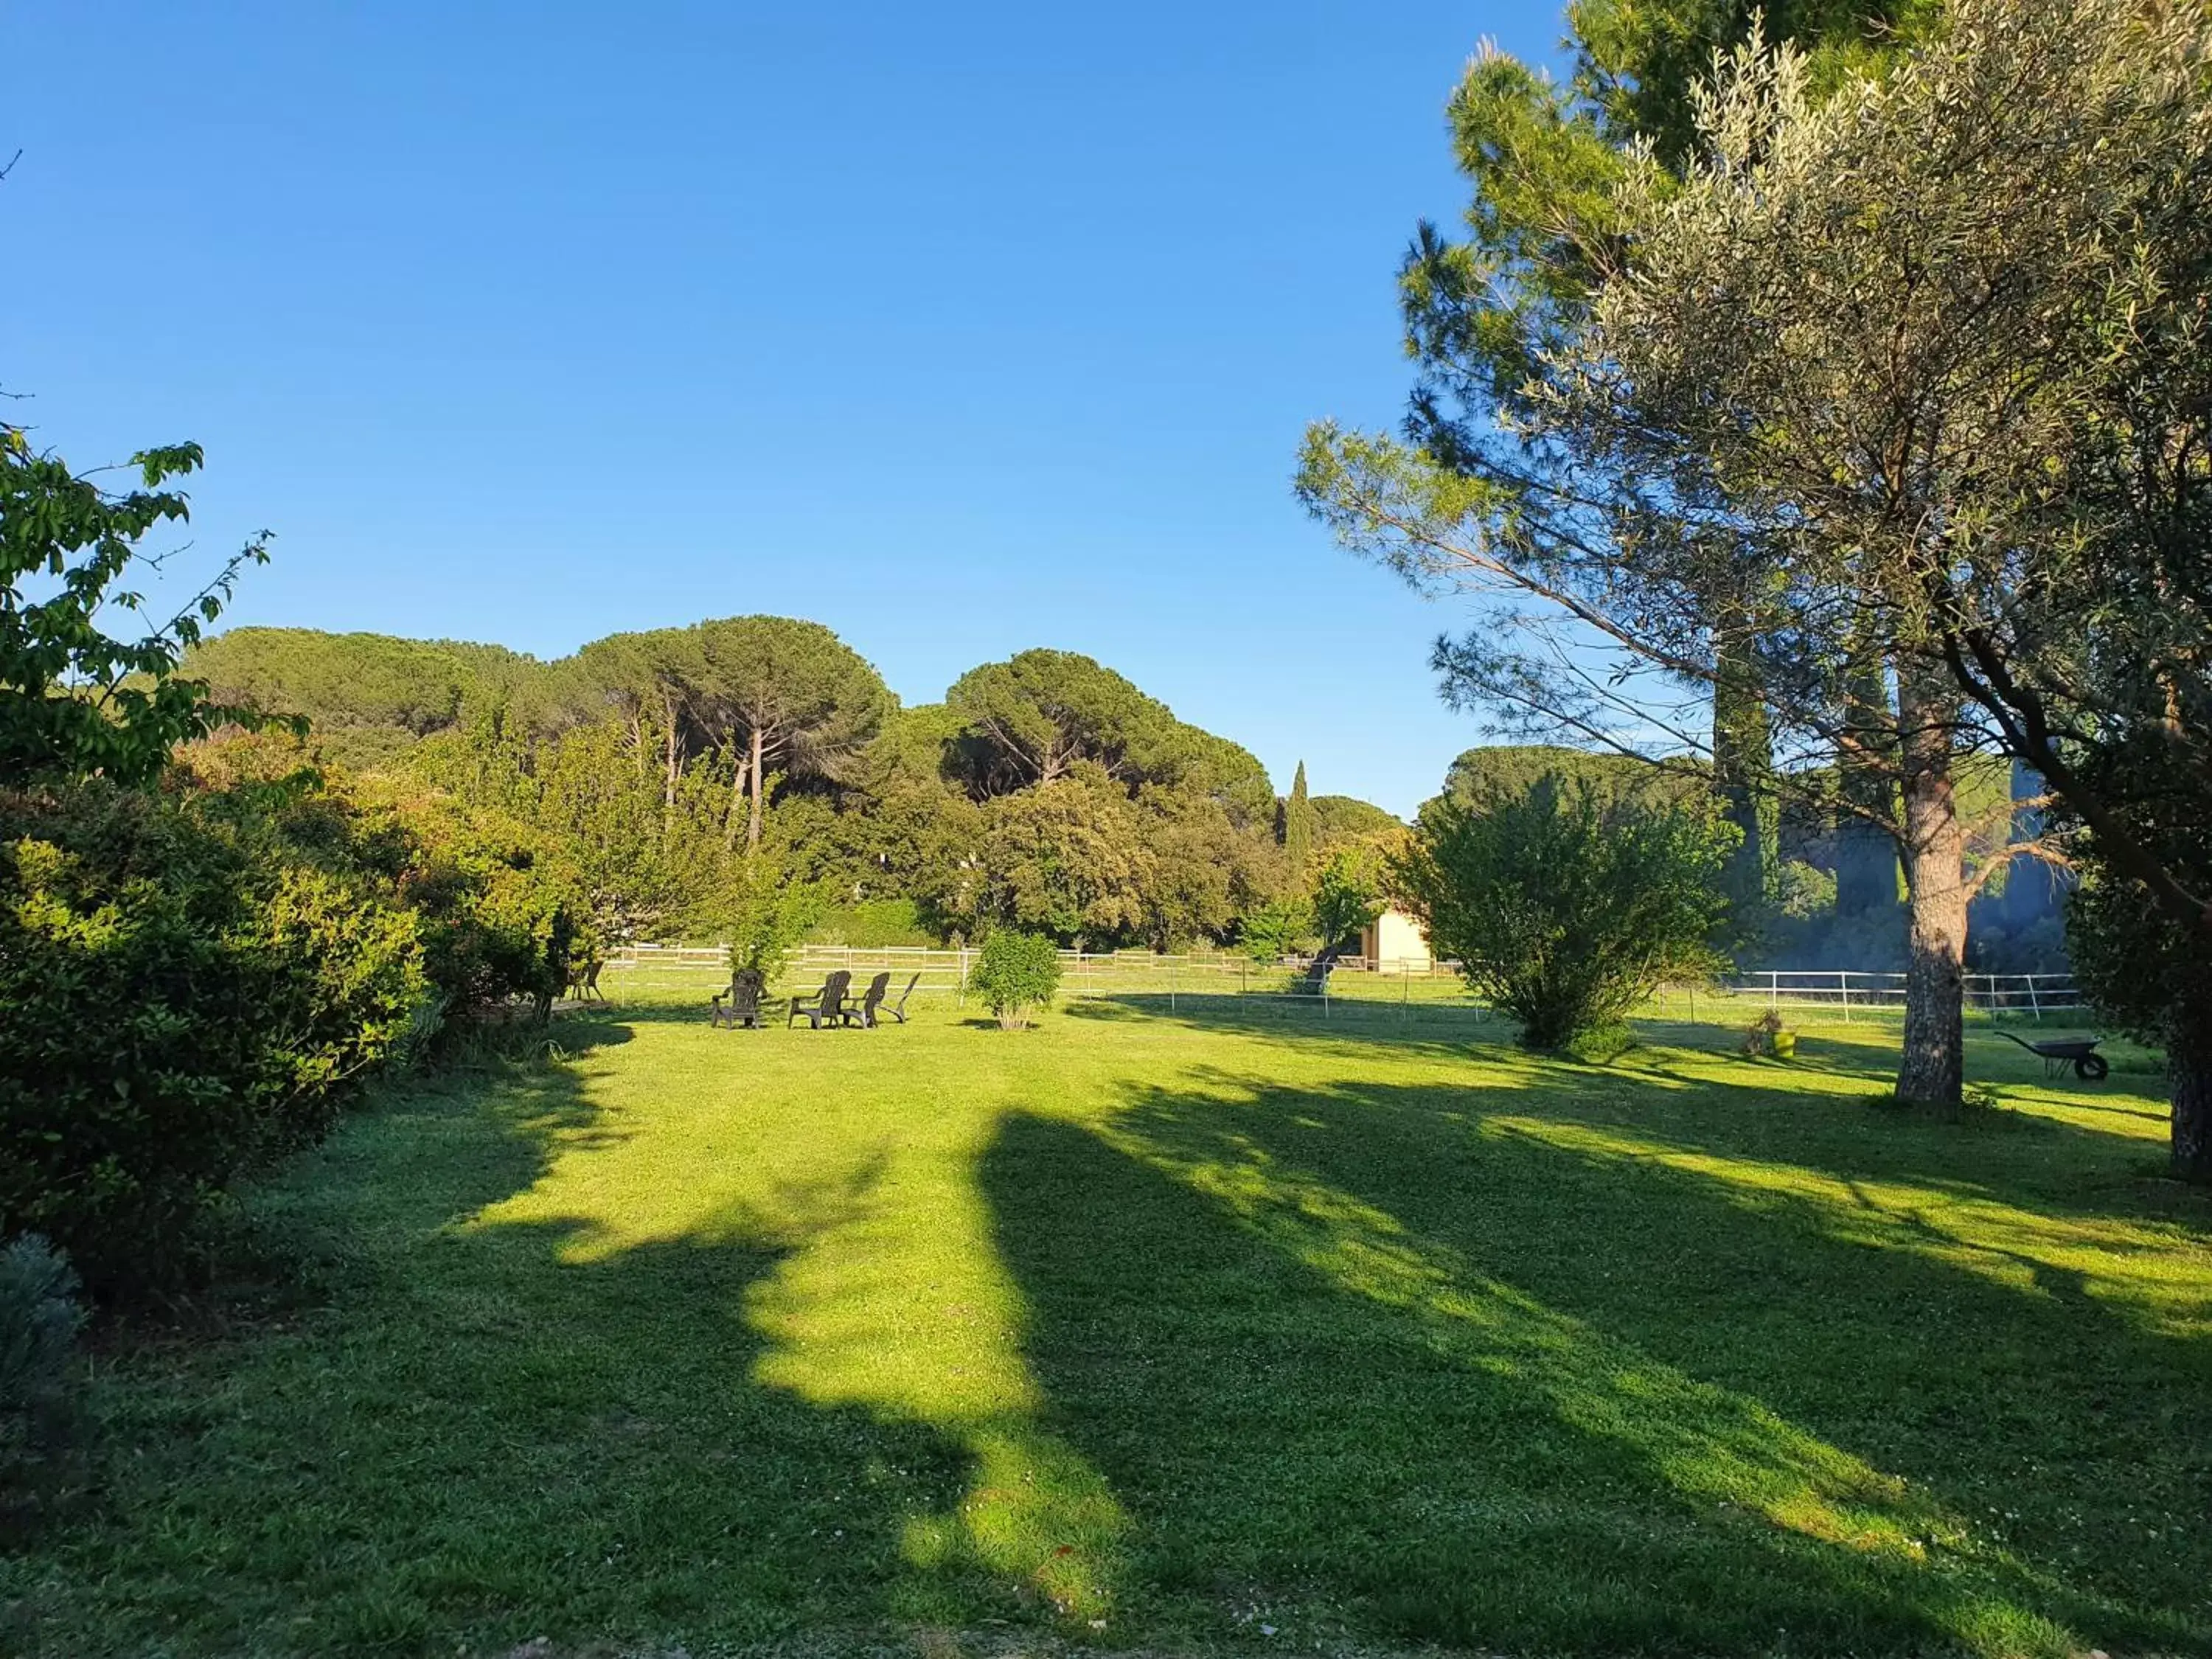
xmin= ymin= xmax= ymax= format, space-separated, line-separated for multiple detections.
xmin=709 ymin=968 xmax=767 ymax=1030
xmin=844 ymin=971 xmax=893 ymax=1029
xmin=883 ymin=973 xmax=922 ymax=1025
xmin=787 ymin=970 xmax=852 ymax=1030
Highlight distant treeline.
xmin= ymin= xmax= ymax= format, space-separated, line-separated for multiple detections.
xmin=184 ymin=622 xmax=1402 ymax=952
xmin=183 ymin=625 xmax=2065 ymax=970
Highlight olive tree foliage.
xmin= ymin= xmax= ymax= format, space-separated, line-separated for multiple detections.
xmin=1571 ymin=0 xmax=1936 ymax=167
xmin=1299 ymin=0 xmax=2174 ymax=1109
xmin=1535 ymin=0 xmax=2212 ymax=1138
xmin=1 ymin=429 xmax=281 ymax=787
xmin=1395 ymin=775 xmax=1735 ymax=1051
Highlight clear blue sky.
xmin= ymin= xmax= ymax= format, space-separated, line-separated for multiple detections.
xmin=4 ymin=2 xmax=1562 ymax=818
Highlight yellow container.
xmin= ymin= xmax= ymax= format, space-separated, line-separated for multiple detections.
xmin=1771 ymin=1031 xmax=1797 ymax=1060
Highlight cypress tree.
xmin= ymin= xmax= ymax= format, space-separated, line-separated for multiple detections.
xmin=1285 ymin=761 xmax=1315 ymax=872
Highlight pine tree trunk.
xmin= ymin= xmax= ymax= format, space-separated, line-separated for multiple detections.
xmin=1894 ymin=666 xmax=1967 ymax=1114
xmin=2169 ymin=995 xmax=2212 ymax=1184
xmin=724 ymin=752 xmax=753 ymax=848
xmin=746 ymin=723 xmax=766 ymax=852
xmin=661 ymin=691 xmax=681 ymax=814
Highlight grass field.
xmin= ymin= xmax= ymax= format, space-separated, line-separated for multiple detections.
xmin=5 ymin=982 xmax=2208 ymax=1658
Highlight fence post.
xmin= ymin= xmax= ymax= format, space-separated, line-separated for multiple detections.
xmin=1769 ymin=971 xmax=1778 ymax=1010
xmin=1840 ymin=972 xmax=1851 ymax=1023
xmin=1402 ymin=961 xmax=1411 ymax=1016
xmin=2028 ymin=975 xmax=2042 ymax=1023
xmin=1169 ymin=956 xmax=1176 ymax=1013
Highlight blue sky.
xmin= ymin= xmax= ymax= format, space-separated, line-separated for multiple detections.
xmin=4 ymin=2 xmax=1562 ymax=818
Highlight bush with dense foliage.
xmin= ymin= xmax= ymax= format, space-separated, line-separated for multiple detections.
xmin=0 ymin=782 xmax=427 ymax=1287
xmin=809 ymin=897 xmax=934 ymax=948
xmin=391 ymin=803 xmax=588 ymax=1026
xmin=1395 ymin=775 xmax=1734 ymax=1051
xmin=1239 ymin=897 xmax=1316 ymax=961
xmin=0 ymin=1233 xmax=86 ymax=1506
xmin=967 ymin=930 xmax=1062 ymax=1029
xmin=1311 ymin=846 xmax=1387 ymax=950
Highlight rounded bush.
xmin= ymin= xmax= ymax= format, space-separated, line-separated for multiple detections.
xmin=967 ymin=931 xmax=1062 ymax=1029
xmin=0 ymin=785 xmax=427 ymax=1290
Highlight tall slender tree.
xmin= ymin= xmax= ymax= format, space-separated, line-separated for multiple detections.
xmin=1284 ymin=760 xmax=1315 ymax=872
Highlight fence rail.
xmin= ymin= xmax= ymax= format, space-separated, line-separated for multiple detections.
xmin=1719 ymin=970 xmax=2082 ymax=1020
xmin=603 ymin=945 xmax=2080 ymax=1022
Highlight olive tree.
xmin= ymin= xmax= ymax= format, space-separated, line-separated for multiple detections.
xmin=1534 ymin=0 xmax=2211 ymax=1149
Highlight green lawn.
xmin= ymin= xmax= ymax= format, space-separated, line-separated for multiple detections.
xmin=5 ymin=984 xmax=2208 ymax=1658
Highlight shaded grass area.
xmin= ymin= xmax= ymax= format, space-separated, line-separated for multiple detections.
xmin=3 ymin=991 xmax=2205 ymax=1657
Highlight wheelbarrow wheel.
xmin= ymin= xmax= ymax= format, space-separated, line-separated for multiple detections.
xmin=2074 ymin=1054 xmax=2109 ymax=1082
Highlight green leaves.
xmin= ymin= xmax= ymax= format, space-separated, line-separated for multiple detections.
xmin=966 ymin=928 xmax=1062 ymax=1029
xmin=1396 ymin=773 xmax=1734 ymax=1050
xmin=1 ymin=432 xmax=275 ymax=789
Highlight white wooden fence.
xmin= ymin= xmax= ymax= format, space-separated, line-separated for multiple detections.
xmin=605 ymin=943 xmax=2081 ymax=1022
xmin=1720 ymin=970 xmax=2081 ymax=1020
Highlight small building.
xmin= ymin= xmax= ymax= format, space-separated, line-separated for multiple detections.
xmin=1360 ymin=905 xmax=1432 ymax=970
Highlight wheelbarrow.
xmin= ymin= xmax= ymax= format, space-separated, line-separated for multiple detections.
xmin=1997 ymin=1030 xmax=2108 ymax=1081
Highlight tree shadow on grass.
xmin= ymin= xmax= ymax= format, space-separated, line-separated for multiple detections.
xmin=1072 ymin=995 xmax=2199 ymax=1233
xmin=982 ymin=1068 xmax=2211 ymax=1658
xmin=16 ymin=1026 xmax=1004 ymax=1659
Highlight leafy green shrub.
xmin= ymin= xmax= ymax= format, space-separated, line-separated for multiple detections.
xmin=809 ymin=898 xmax=933 ymax=948
xmin=190 ymin=741 xmax=596 ymax=1034
xmin=1312 ymin=846 xmax=1386 ymax=949
xmin=968 ymin=931 xmax=1062 ymax=1029
xmin=1239 ymin=897 xmax=1315 ymax=961
xmin=0 ymin=783 xmax=427 ymax=1289
xmin=0 ymin=1234 xmax=86 ymax=1503
xmin=395 ymin=807 xmax=586 ymax=1026
xmin=1562 ymin=1022 xmax=1636 ymax=1064
xmin=1394 ymin=774 xmax=1734 ymax=1051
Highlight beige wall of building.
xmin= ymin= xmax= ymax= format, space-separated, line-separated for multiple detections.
xmin=1360 ymin=906 xmax=1432 ymax=967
